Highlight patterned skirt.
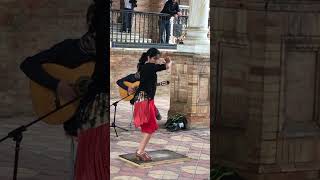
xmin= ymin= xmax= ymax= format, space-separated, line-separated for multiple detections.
xmin=134 ymin=98 xmax=158 ymax=134
xmin=74 ymin=124 xmax=109 ymax=180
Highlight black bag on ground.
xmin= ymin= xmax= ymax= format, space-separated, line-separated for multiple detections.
xmin=165 ymin=114 xmax=188 ymax=132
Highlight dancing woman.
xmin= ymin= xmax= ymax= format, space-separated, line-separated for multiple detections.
xmin=133 ymin=48 xmax=171 ymax=161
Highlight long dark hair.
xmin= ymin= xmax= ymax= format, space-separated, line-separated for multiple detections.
xmin=137 ymin=48 xmax=161 ymax=72
xmin=137 ymin=52 xmax=148 ymax=72
xmin=146 ymin=48 xmax=161 ymax=58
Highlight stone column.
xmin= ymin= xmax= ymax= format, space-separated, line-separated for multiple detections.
xmin=167 ymin=52 xmax=210 ymax=128
xmin=178 ymin=0 xmax=210 ymax=54
xmin=168 ymin=0 xmax=210 ymax=128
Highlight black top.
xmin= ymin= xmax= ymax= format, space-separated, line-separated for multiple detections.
xmin=160 ymin=0 xmax=180 ymax=16
xmin=138 ymin=63 xmax=166 ymax=99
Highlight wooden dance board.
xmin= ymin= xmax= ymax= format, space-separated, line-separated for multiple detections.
xmin=119 ymin=149 xmax=191 ymax=168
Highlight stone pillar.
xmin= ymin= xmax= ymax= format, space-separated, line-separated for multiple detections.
xmin=211 ymin=1 xmax=320 ymax=180
xmin=168 ymin=0 xmax=210 ymax=128
xmin=178 ymin=0 xmax=210 ymax=54
xmin=168 ymin=52 xmax=210 ymax=128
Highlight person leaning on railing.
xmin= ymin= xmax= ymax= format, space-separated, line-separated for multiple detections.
xmin=121 ymin=0 xmax=136 ymax=33
xmin=159 ymin=0 xmax=182 ymax=44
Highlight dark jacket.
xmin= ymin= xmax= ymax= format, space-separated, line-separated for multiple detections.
xmin=160 ymin=0 xmax=180 ymax=17
xmin=116 ymin=73 xmax=140 ymax=91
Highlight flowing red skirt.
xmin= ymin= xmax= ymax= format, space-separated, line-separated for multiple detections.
xmin=74 ymin=124 xmax=109 ymax=180
xmin=134 ymin=99 xmax=158 ymax=134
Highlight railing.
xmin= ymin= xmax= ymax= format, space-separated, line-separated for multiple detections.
xmin=110 ymin=9 xmax=188 ymax=48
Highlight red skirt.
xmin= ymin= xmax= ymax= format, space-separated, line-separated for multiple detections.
xmin=74 ymin=124 xmax=109 ymax=180
xmin=134 ymin=99 xmax=158 ymax=134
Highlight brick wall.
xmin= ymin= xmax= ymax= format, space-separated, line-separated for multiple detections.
xmin=179 ymin=0 xmax=189 ymax=5
xmin=112 ymin=0 xmax=121 ymax=9
xmin=0 ymin=0 xmax=91 ymax=117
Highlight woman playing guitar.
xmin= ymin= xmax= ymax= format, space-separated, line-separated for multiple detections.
xmin=19 ymin=2 xmax=108 ymax=180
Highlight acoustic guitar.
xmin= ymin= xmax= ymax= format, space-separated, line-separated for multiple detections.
xmin=118 ymin=80 xmax=170 ymax=101
xmin=30 ymin=62 xmax=96 ymax=125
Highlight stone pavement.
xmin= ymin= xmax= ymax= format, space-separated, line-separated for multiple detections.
xmin=110 ymin=96 xmax=210 ymax=180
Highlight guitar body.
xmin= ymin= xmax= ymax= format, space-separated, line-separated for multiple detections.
xmin=30 ymin=62 xmax=95 ymax=125
xmin=118 ymin=81 xmax=140 ymax=101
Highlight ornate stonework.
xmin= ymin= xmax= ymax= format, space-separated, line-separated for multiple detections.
xmin=211 ymin=1 xmax=320 ymax=179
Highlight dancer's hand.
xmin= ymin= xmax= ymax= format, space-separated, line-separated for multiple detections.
xmin=157 ymin=58 xmax=166 ymax=64
xmin=164 ymin=56 xmax=172 ymax=70
xmin=57 ymin=80 xmax=76 ymax=102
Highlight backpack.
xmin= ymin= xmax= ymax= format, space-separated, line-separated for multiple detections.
xmin=165 ymin=114 xmax=188 ymax=132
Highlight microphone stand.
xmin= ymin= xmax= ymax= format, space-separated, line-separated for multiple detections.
xmin=0 ymin=96 xmax=82 ymax=180
xmin=110 ymin=94 xmax=133 ymax=137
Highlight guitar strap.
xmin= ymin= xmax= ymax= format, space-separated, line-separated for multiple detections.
xmin=130 ymin=72 xmax=141 ymax=104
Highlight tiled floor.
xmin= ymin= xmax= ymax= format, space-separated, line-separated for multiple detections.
xmin=110 ymin=96 xmax=210 ymax=180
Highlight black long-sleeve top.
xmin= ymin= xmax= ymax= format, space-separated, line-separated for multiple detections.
xmin=20 ymin=38 xmax=95 ymax=91
xmin=160 ymin=0 xmax=180 ymax=16
xmin=137 ymin=63 xmax=166 ymax=99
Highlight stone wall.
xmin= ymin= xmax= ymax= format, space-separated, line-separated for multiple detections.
xmin=211 ymin=0 xmax=320 ymax=179
xmin=0 ymin=0 xmax=91 ymax=117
